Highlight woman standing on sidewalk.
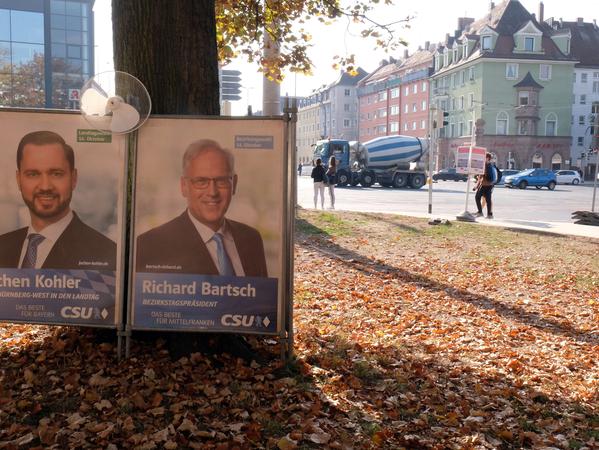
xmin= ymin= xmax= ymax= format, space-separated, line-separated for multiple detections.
xmin=311 ymin=158 xmax=326 ymax=209
xmin=325 ymin=156 xmax=337 ymax=209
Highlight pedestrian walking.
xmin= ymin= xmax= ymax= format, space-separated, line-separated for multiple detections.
xmin=325 ymin=156 xmax=337 ymax=209
xmin=311 ymin=158 xmax=326 ymax=209
xmin=297 ymin=162 xmax=303 ymax=176
xmin=474 ymin=153 xmax=496 ymax=219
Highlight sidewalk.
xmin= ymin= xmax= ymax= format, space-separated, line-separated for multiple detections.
xmin=418 ymin=212 xmax=599 ymax=239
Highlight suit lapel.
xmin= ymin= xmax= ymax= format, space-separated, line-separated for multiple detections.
xmin=43 ymin=214 xmax=80 ymax=268
xmin=2 ymin=228 xmax=27 ymax=267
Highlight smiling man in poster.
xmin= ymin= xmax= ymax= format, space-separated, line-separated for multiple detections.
xmin=0 ymin=131 xmax=116 ymax=270
xmin=136 ymin=139 xmax=267 ymax=277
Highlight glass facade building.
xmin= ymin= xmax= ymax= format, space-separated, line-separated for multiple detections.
xmin=0 ymin=0 xmax=94 ymax=109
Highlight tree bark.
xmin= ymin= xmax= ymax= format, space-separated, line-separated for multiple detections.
xmin=112 ymin=0 xmax=220 ymax=115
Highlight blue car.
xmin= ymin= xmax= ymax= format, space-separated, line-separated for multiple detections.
xmin=504 ymin=168 xmax=557 ymax=190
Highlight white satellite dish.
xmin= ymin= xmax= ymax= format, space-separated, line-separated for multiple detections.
xmin=80 ymin=71 xmax=151 ymax=134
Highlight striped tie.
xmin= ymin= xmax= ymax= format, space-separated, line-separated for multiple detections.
xmin=21 ymin=234 xmax=45 ymax=269
xmin=212 ymin=233 xmax=234 ymax=276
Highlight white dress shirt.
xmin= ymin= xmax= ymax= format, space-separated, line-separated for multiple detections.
xmin=187 ymin=210 xmax=245 ymax=276
xmin=19 ymin=211 xmax=74 ymax=269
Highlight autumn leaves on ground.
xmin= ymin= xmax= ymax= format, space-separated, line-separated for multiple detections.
xmin=1 ymin=210 xmax=598 ymax=449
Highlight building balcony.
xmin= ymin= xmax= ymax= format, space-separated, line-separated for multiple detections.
xmin=514 ymin=105 xmax=540 ymax=120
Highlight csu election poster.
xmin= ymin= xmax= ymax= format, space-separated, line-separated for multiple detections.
xmin=131 ymin=117 xmax=285 ymax=335
xmin=0 ymin=110 xmax=126 ymax=328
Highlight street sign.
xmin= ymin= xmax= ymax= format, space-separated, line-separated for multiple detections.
xmin=220 ymin=69 xmax=242 ymax=102
xmin=456 ymin=146 xmax=486 ymax=174
xmin=68 ymin=89 xmax=80 ymax=101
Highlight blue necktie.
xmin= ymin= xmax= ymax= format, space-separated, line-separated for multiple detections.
xmin=212 ymin=233 xmax=234 ymax=276
xmin=21 ymin=234 xmax=45 ymax=269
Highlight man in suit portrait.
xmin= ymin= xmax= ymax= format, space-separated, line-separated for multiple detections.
xmin=0 ymin=131 xmax=116 ymax=270
xmin=136 ymin=139 xmax=268 ymax=277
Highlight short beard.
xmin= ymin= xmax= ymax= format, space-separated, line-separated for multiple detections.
xmin=24 ymin=193 xmax=72 ymax=221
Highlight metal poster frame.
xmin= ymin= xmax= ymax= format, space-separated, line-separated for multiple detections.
xmin=125 ymin=113 xmax=297 ymax=361
xmin=0 ymin=108 xmax=127 ymax=339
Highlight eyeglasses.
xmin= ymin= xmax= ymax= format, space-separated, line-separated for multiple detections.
xmin=185 ymin=176 xmax=233 ymax=190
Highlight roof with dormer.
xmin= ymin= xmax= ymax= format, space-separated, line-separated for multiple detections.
xmin=554 ymin=20 xmax=599 ymax=68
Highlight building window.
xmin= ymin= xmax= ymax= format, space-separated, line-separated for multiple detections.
xmin=481 ymin=35 xmax=492 ymax=50
xmin=518 ymin=91 xmax=529 ymax=106
xmin=460 ymin=70 xmax=466 ymax=85
xmin=412 ymin=84 xmax=417 ymax=94
xmin=343 ymin=119 xmax=350 ymax=128
xmin=450 ymin=123 xmax=455 ymax=137
xmin=468 ymin=120 xmax=473 ymax=135
xmin=422 ymin=82 xmax=427 ymax=92
xmin=421 ymin=100 xmax=426 ymax=110
xmin=506 ymin=63 xmax=519 ymax=80
xmin=452 ymin=73 xmax=457 ymax=88
xmin=391 ymin=88 xmax=399 ymax=98
xmin=518 ymin=120 xmax=529 ymax=135
xmin=390 ymin=105 xmax=399 ymax=115
xmin=468 ymin=93 xmax=474 ymax=108
xmin=405 ymin=86 xmax=409 ymax=95
xmin=421 ymin=120 xmax=426 ymax=129
xmin=378 ymin=108 xmax=387 ymax=118
xmin=344 ymin=88 xmax=351 ymax=96
xmin=469 ymin=66 xmax=475 ymax=81
xmin=577 ymin=137 xmax=584 ymax=146
xmin=412 ymin=121 xmax=416 ymax=130
xmin=580 ymin=94 xmax=586 ymax=105
xmin=404 ymin=123 xmax=408 ymax=131
xmin=412 ymin=103 xmax=417 ymax=112
xmin=581 ymin=73 xmax=588 ymax=83
xmin=573 ymin=72 xmax=577 ymax=83
xmin=458 ymin=122 xmax=464 ymax=136
xmin=459 ymin=96 xmax=464 ymax=110
xmin=579 ymin=115 xmax=585 ymax=125
xmin=545 ymin=113 xmax=557 ymax=136
xmin=593 ymin=81 xmax=599 ymax=93
xmin=378 ymin=91 xmax=387 ymax=101
xmin=344 ymin=103 xmax=350 ymax=112
xmin=390 ymin=122 xmax=399 ymax=132
xmin=495 ymin=111 xmax=509 ymax=134
xmin=539 ymin=64 xmax=551 ymax=81
xmin=404 ymin=104 xmax=408 ymax=113
xmin=524 ymin=37 xmax=534 ymax=51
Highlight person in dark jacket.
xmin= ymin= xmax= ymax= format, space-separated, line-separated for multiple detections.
xmin=310 ymin=158 xmax=326 ymax=209
xmin=474 ymin=153 xmax=495 ymax=219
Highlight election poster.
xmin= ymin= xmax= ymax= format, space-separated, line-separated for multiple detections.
xmin=131 ymin=117 xmax=286 ymax=335
xmin=0 ymin=110 xmax=126 ymax=327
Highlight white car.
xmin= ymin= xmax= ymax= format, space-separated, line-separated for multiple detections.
xmin=555 ymin=170 xmax=582 ymax=185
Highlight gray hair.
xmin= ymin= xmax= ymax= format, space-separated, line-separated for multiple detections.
xmin=182 ymin=139 xmax=235 ymax=174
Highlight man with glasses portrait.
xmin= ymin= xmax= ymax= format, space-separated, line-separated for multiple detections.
xmin=135 ymin=139 xmax=267 ymax=277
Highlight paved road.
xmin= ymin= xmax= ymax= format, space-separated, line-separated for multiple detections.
xmin=297 ymin=176 xmax=598 ymax=223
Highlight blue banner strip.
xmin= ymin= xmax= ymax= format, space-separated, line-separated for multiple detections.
xmin=0 ymin=268 xmax=116 ymax=326
xmin=133 ymin=273 xmax=278 ymax=333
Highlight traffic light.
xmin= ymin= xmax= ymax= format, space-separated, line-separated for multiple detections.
xmin=220 ymin=69 xmax=242 ymax=101
xmin=433 ymin=109 xmax=449 ymax=128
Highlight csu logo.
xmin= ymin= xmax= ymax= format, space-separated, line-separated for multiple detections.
xmin=221 ymin=315 xmax=271 ymax=328
xmin=61 ymin=307 xmax=109 ymax=320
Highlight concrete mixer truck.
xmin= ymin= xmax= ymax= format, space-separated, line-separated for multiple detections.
xmin=312 ymin=135 xmax=429 ymax=189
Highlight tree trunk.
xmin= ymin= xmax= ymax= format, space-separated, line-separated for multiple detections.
xmin=112 ymin=0 xmax=220 ymax=115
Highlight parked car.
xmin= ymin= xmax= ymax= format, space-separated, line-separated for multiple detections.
xmin=432 ymin=168 xmax=468 ymax=182
xmin=496 ymin=169 xmax=520 ymax=185
xmin=504 ymin=168 xmax=557 ymax=190
xmin=554 ymin=170 xmax=582 ymax=185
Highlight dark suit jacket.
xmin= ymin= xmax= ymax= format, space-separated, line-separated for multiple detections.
xmin=0 ymin=213 xmax=117 ymax=271
xmin=135 ymin=211 xmax=268 ymax=277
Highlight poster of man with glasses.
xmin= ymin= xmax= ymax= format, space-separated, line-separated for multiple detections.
xmin=132 ymin=118 xmax=285 ymax=334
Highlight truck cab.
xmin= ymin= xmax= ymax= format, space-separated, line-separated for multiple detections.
xmin=312 ymin=140 xmax=353 ymax=185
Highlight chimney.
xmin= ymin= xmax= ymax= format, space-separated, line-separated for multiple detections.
xmin=577 ymin=17 xmax=584 ymax=26
xmin=538 ymin=1 xmax=544 ymax=23
xmin=403 ymin=49 xmax=409 ymax=59
xmin=489 ymin=2 xmax=495 ymax=10
xmin=445 ymin=33 xmax=450 ymax=43
xmin=425 ymin=41 xmax=430 ymax=51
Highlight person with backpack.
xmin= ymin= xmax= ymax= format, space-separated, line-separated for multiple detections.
xmin=474 ymin=153 xmax=498 ymax=219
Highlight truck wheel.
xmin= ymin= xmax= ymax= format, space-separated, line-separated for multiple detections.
xmin=336 ymin=169 xmax=349 ymax=187
xmin=409 ymin=173 xmax=426 ymax=189
xmin=350 ymin=175 xmax=360 ymax=186
xmin=393 ymin=173 xmax=408 ymax=188
xmin=360 ymin=171 xmax=375 ymax=187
